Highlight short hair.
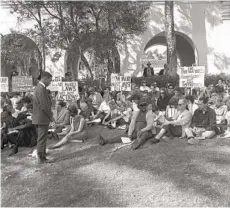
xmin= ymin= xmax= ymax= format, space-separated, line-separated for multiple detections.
xmin=67 ymin=104 xmax=78 ymax=114
xmin=19 ymin=96 xmax=32 ymax=104
xmin=27 ymin=103 xmax=33 ymax=110
xmin=168 ymin=85 xmax=174 ymax=89
xmin=198 ymin=96 xmax=209 ymax=104
xmin=57 ymin=100 xmax=66 ymax=107
xmin=41 ymin=71 xmax=52 ymax=79
xmin=108 ymin=100 xmax=116 ymax=106
xmin=1 ymin=110 xmax=12 ymax=119
xmin=169 ymin=97 xmax=179 ymax=106
xmin=65 ymin=72 xmax=71 ymax=76
xmin=174 ymin=86 xmax=181 ymax=93
xmin=216 ymin=98 xmax=223 ymax=103
xmin=185 ymin=95 xmax=195 ymax=104
xmin=152 ymin=105 xmax=159 ymax=112
xmin=178 ymin=98 xmax=187 ymax=105
xmin=88 ymin=87 xmax=95 ymax=92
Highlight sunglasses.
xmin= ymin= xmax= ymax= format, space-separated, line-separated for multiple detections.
xmin=178 ymin=104 xmax=183 ymax=106
xmin=139 ymin=103 xmax=147 ymax=107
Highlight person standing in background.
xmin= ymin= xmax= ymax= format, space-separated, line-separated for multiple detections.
xmin=143 ymin=62 xmax=154 ymax=77
xmin=32 ymin=72 xmax=53 ymax=164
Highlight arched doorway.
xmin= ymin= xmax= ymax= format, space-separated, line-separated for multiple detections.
xmin=1 ymin=33 xmax=42 ymax=78
xmin=144 ymin=31 xmax=198 ymax=67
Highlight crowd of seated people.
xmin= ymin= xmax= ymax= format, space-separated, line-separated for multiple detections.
xmin=2 ymin=78 xmax=230 ymax=157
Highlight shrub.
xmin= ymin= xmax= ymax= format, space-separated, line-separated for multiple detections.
xmin=132 ymin=73 xmax=230 ymax=88
xmin=131 ymin=75 xmax=180 ymax=88
xmin=205 ymin=73 xmax=230 ymax=86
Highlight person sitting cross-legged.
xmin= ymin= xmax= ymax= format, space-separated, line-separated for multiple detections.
xmin=5 ymin=112 xmax=37 ymax=156
xmin=93 ymin=93 xmax=111 ymax=123
xmin=102 ymin=100 xmax=127 ymax=128
xmin=185 ymin=96 xmax=217 ymax=145
xmin=49 ymin=104 xmax=88 ymax=149
xmin=50 ymin=100 xmax=70 ymax=133
xmin=97 ymin=98 xmax=159 ymax=150
xmin=151 ymin=98 xmax=192 ymax=143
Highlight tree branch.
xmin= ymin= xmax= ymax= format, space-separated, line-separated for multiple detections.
xmin=42 ymin=3 xmax=62 ymax=21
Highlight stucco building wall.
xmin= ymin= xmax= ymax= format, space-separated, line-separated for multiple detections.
xmin=119 ymin=1 xmax=230 ymax=76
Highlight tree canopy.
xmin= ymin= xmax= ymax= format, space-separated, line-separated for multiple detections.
xmin=7 ymin=1 xmax=151 ymax=80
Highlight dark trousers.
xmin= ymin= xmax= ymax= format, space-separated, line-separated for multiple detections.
xmin=36 ymin=125 xmax=49 ymax=159
xmin=162 ymin=124 xmax=182 ymax=137
xmin=103 ymin=130 xmax=154 ymax=144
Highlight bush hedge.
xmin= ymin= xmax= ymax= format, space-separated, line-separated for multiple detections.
xmin=131 ymin=73 xmax=230 ymax=88
xmin=131 ymin=75 xmax=179 ymax=88
xmin=79 ymin=73 xmax=230 ymax=89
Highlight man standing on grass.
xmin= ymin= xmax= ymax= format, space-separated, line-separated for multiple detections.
xmin=32 ymin=72 xmax=53 ymax=164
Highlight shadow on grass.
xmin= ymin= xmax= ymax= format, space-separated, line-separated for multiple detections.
xmin=107 ymin=139 xmax=230 ymax=205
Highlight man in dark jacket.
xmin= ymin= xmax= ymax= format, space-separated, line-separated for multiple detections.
xmin=32 ymin=71 xmax=53 ymax=164
xmin=157 ymin=89 xmax=170 ymax=111
xmin=185 ymin=96 xmax=217 ymax=145
xmin=143 ymin=62 xmax=154 ymax=77
xmin=7 ymin=113 xmax=37 ymax=156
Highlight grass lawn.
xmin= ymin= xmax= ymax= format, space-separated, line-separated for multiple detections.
xmin=1 ymin=125 xmax=230 ymax=207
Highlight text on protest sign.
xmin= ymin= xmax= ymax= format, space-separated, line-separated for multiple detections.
xmin=0 ymin=77 xmax=9 ymax=92
xmin=57 ymin=82 xmax=79 ymax=101
xmin=47 ymin=76 xmax=63 ymax=92
xmin=111 ymin=74 xmax=131 ymax=91
xmin=12 ymin=76 xmax=33 ymax=92
xmin=179 ymin=66 xmax=205 ymax=88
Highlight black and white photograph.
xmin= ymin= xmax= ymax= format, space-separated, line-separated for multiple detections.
xmin=1 ymin=0 xmax=230 ymax=207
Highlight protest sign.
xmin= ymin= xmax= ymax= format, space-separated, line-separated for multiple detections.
xmin=0 ymin=77 xmax=9 ymax=92
xmin=12 ymin=76 xmax=33 ymax=92
xmin=178 ymin=66 xmax=205 ymax=88
xmin=57 ymin=82 xmax=79 ymax=101
xmin=111 ymin=74 xmax=131 ymax=91
xmin=47 ymin=76 xmax=63 ymax=91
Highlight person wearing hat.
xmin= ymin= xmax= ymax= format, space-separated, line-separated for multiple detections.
xmin=140 ymin=80 xmax=151 ymax=92
xmin=97 ymin=97 xmax=159 ymax=149
xmin=143 ymin=62 xmax=154 ymax=77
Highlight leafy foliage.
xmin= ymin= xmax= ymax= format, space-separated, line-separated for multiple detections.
xmin=6 ymin=1 xmax=151 ymax=80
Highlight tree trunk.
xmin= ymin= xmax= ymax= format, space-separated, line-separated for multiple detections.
xmin=41 ymin=35 xmax=46 ymax=71
xmin=165 ymin=1 xmax=177 ymax=77
xmin=81 ymin=54 xmax=94 ymax=79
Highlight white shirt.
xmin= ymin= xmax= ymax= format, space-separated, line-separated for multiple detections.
xmin=10 ymin=97 xmax=21 ymax=109
xmin=21 ymin=106 xmax=27 ymax=112
xmin=140 ymin=86 xmax=151 ymax=92
xmin=187 ymin=103 xmax=198 ymax=115
xmin=132 ymin=102 xmax=140 ymax=111
xmin=12 ymin=109 xmax=20 ymax=118
xmin=122 ymin=107 xmax=132 ymax=122
xmin=98 ymin=101 xmax=110 ymax=114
